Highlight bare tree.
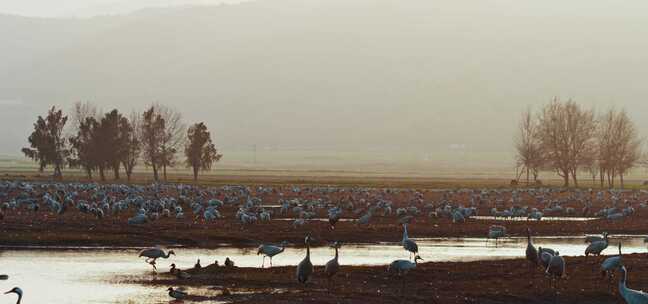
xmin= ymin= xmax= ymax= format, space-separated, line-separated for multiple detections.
xmin=69 ymin=101 xmax=98 ymax=134
xmin=610 ymin=110 xmax=642 ymax=188
xmin=121 ymin=111 xmax=141 ymax=182
xmin=157 ymin=105 xmax=186 ymax=181
xmin=514 ymin=109 xmax=543 ymax=185
xmin=536 ymin=98 xmax=596 ymax=187
xmin=141 ymin=106 xmax=165 ymax=181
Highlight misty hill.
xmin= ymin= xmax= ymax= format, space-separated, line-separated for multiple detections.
xmin=2 ymin=0 xmax=648 ymax=169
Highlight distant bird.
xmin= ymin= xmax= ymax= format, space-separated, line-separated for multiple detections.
xmin=525 ymin=228 xmax=539 ymax=269
xmin=138 ymin=248 xmax=175 ymax=271
xmin=618 ymin=266 xmax=648 ymax=304
xmin=0 ymin=274 xmax=8 ymax=280
xmin=488 ymin=225 xmax=507 ymax=247
xmin=601 ymin=243 xmax=623 ymax=292
xmin=257 ymin=241 xmax=288 ymax=268
xmin=4 ymin=287 xmax=22 ymax=304
xmin=328 ymin=207 xmax=342 ymax=230
xmin=296 ymin=235 xmax=314 ymax=284
xmin=194 ymin=259 xmax=202 ymax=269
xmin=388 ymin=255 xmax=423 ymax=276
xmin=545 ymin=251 xmax=566 ymax=291
xmin=325 ymin=242 xmax=341 ymax=284
xmin=169 ymin=264 xmax=191 ymax=279
xmin=585 ymin=232 xmax=609 ymax=256
xmin=167 ymin=287 xmax=188 ymax=300
xmin=402 ymin=224 xmax=419 ymax=260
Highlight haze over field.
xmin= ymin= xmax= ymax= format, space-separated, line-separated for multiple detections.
xmin=2 ymin=0 xmax=648 ymax=173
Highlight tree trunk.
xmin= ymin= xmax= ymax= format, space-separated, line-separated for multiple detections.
xmin=193 ymin=166 xmax=199 ymax=182
xmin=163 ymin=163 xmax=168 ymax=181
xmin=572 ymin=170 xmax=578 ymax=187
xmin=152 ymin=163 xmax=159 ymax=181
xmin=526 ymin=167 xmax=530 ymax=186
xmin=599 ymin=168 xmax=605 ymax=188
xmin=620 ymin=173 xmax=625 ymax=189
xmin=86 ymin=168 xmax=93 ymax=180
xmin=561 ymin=169 xmax=570 ymax=187
xmin=113 ymin=164 xmax=120 ymax=180
xmin=99 ymin=166 xmax=106 ymax=181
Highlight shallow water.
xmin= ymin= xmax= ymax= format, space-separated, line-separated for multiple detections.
xmin=0 ymin=235 xmax=645 ymax=303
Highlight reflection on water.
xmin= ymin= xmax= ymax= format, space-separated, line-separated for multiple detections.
xmin=0 ymin=235 xmax=646 ymax=303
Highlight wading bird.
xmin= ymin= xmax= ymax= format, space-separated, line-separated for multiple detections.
xmin=296 ymin=235 xmax=314 ymax=285
xmin=618 ymin=266 xmax=648 ymax=304
xmin=585 ymin=232 xmax=609 ymax=256
xmin=4 ymin=287 xmax=22 ymax=304
xmin=138 ymin=248 xmax=175 ymax=271
xmin=257 ymin=241 xmax=288 ymax=268
xmin=388 ymin=255 xmax=423 ymax=276
xmin=325 ymin=241 xmax=341 ymax=285
xmin=402 ymin=224 xmax=418 ymax=260
xmin=488 ymin=225 xmax=507 ymax=247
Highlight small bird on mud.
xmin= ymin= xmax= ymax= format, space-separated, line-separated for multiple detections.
xmin=170 ymin=264 xmax=191 ymax=279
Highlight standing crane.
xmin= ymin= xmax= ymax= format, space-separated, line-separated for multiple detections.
xmin=325 ymin=241 xmax=342 ymax=286
xmin=138 ymin=248 xmax=175 ymax=271
xmin=402 ymin=224 xmax=419 ymax=260
xmin=296 ymin=235 xmax=314 ymax=285
xmin=601 ymin=243 xmax=623 ymax=292
xmin=257 ymin=241 xmax=288 ymax=268
xmin=525 ymin=228 xmax=539 ymax=272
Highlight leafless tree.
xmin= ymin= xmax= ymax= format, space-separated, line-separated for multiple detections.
xmin=514 ymin=109 xmax=543 ymax=185
xmin=157 ymin=105 xmax=186 ymax=181
xmin=536 ymin=98 xmax=596 ymax=187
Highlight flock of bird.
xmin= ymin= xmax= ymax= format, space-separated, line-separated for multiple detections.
xmin=2 ymin=180 xmax=648 ymax=303
xmin=526 ymin=228 xmax=648 ymax=303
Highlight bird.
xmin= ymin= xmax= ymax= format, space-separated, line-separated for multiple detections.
xmin=138 ymin=248 xmax=175 ymax=271
xmin=545 ymin=251 xmax=566 ymax=292
xmin=488 ymin=225 xmax=507 ymax=247
xmin=585 ymin=232 xmax=609 ymax=256
xmin=388 ymin=255 xmax=423 ymax=276
xmin=167 ymin=287 xmax=188 ymax=300
xmin=257 ymin=241 xmax=288 ymax=268
xmin=525 ymin=228 xmax=539 ymax=269
xmin=194 ymin=259 xmax=202 ymax=269
xmin=402 ymin=224 xmax=419 ymax=260
xmin=538 ymin=247 xmax=556 ymax=269
xmin=618 ymin=266 xmax=648 ymax=304
xmin=296 ymin=235 xmax=314 ymax=285
xmin=325 ymin=241 xmax=341 ymax=285
xmin=4 ymin=287 xmax=23 ymax=304
xmin=601 ymin=243 xmax=623 ymax=292
xmin=585 ymin=234 xmax=606 ymax=243
xmin=170 ymin=264 xmax=191 ymax=279
xmin=0 ymin=275 xmax=8 ymax=280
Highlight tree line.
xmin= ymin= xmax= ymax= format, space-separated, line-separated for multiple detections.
xmin=22 ymin=102 xmax=222 ymax=182
xmin=515 ymin=98 xmax=645 ymax=188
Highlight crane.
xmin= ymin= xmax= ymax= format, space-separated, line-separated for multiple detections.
xmin=257 ymin=241 xmax=288 ymax=268
xmin=402 ymin=224 xmax=419 ymax=260
xmin=296 ymin=235 xmax=314 ymax=285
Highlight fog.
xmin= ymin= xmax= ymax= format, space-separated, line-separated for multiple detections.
xmin=1 ymin=0 xmax=648 ymax=172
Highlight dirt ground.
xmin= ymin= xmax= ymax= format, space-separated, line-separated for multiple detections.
xmin=122 ymin=253 xmax=648 ymax=304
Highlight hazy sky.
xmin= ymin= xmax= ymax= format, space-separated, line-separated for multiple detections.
xmin=2 ymin=0 xmax=648 ymax=172
xmin=0 ymin=0 xmax=248 ymax=17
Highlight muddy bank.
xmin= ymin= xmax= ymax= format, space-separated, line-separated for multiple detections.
xmin=122 ymin=253 xmax=648 ymax=304
xmin=2 ymin=212 xmax=648 ymax=248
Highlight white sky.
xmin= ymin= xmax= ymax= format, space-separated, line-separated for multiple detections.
xmin=0 ymin=0 xmax=248 ymax=17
